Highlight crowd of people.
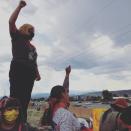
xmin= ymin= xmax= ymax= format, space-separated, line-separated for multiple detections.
xmin=0 ymin=0 xmax=131 ymax=131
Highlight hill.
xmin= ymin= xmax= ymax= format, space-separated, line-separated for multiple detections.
xmin=31 ymin=89 xmax=131 ymax=99
xmin=80 ymin=89 xmax=131 ymax=97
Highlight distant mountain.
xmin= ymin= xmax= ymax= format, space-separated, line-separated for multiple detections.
xmin=80 ymin=91 xmax=102 ymax=96
xmin=31 ymin=93 xmax=49 ymax=99
xmin=111 ymin=89 xmax=131 ymax=96
xmin=80 ymin=89 xmax=131 ymax=97
xmin=31 ymin=90 xmax=85 ymax=99
xmin=31 ymin=89 xmax=131 ymax=99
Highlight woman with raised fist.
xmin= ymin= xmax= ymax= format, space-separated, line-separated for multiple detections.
xmin=9 ymin=0 xmax=41 ymax=122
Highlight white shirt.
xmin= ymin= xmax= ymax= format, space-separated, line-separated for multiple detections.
xmin=53 ymin=108 xmax=81 ymax=131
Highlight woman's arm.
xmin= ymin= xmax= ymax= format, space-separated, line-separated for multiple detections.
xmin=35 ymin=66 xmax=41 ymax=81
xmin=63 ymin=65 xmax=71 ymax=93
xmin=9 ymin=0 xmax=26 ymax=33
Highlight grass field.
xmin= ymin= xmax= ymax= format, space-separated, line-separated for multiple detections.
xmin=28 ymin=102 xmax=94 ymax=127
xmin=27 ymin=109 xmax=43 ymax=127
xmin=27 ymin=101 xmax=108 ymax=131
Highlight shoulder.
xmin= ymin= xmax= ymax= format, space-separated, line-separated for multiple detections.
xmin=54 ymin=108 xmax=72 ymax=118
xmin=53 ymin=108 xmax=80 ymax=125
xmin=30 ymin=43 xmax=36 ymax=49
xmin=53 ymin=108 xmax=72 ymax=122
xmin=29 ymin=43 xmax=37 ymax=53
xmin=102 ymin=109 xmax=119 ymax=122
xmin=10 ymin=30 xmax=20 ymax=39
xmin=10 ymin=30 xmax=20 ymax=37
xmin=101 ymin=109 xmax=111 ymax=122
xmin=53 ymin=108 xmax=80 ymax=131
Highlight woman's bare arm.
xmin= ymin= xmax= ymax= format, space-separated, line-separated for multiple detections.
xmin=9 ymin=0 xmax=26 ymax=33
xmin=63 ymin=65 xmax=71 ymax=93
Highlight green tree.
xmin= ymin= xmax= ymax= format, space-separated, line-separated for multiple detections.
xmin=102 ymin=90 xmax=112 ymax=101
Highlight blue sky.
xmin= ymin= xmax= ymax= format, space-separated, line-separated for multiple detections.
xmin=0 ymin=0 xmax=131 ymax=96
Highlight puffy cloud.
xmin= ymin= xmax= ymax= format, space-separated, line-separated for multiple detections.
xmin=0 ymin=0 xmax=131 ymax=96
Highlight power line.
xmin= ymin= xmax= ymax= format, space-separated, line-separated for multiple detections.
xmin=62 ymin=29 xmax=131 ymax=63
xmin=65 ymin=0 xmax=117 ymax=39
xmin=47 ymin=0 xmax=124 ymax=64
xmin=48 ymin=23 xmax=131 ymax=66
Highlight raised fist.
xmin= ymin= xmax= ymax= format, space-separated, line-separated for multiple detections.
xmin=19 ymin=0 xmax=26 ymax=8
xmin=65 ymin=65 xmax=71 ymax=75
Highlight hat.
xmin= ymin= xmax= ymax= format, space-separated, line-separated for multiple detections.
xmin=120 ymin=106 xmax=131 ymax=126
xmin=111 ymin=98 xmax=128 ymax=108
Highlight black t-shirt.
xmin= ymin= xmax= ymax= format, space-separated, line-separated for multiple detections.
xmin=10 ymin=30 xmax=37 ymax=68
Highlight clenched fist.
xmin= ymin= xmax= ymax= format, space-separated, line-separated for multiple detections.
xmin=19 ymin=0 xmax=26 ymax=8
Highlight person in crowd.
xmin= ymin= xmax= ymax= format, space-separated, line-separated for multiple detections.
xmin=9 ymin=0 xmax=41 ymax=122
xmin=117 ymin=105 xmax=131 ymax=131
xmin=40 ymin=66 xmax=81 ymax=131
xmin=49 ymin=85 xmax=81 ymax=131
xmin=40 ymin=65 xmax=71 ymax=126
xmin=0 ymin=97 xmax=38 ymax=131
xmin=99 ymin=98 xmax=128 ymax=131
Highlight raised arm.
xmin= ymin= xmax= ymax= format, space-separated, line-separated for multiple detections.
xmin=9 ymin=0 xmax=26 ymax=33
xmin=63 ymin=65 xmax=71 ymax=93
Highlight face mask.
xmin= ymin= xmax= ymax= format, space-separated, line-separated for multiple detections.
xmin=29 ymin=32 xmax=34 ymax=40
xmin=3 ymin=109 xmax=19 ymax=122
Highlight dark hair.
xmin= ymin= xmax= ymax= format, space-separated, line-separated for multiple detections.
xmin=0 ymin=97 xmax=24 ymax=123
xmin=40 ymin=85 xmax=65 ymax=126
xmin=50 ymin=85 xmax=65 ymax=100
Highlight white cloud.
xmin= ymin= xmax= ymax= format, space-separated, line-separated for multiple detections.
xmin=0 ymin=0 xmax=131 ymax=97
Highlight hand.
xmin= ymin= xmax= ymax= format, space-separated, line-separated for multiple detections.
xmin=65 ymin=65 xmax=71 ymax=75
xmin=18 ymin=0 xmax=26 ymax=8
xmin=35 ymin=73 xmax=41 ymax=81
